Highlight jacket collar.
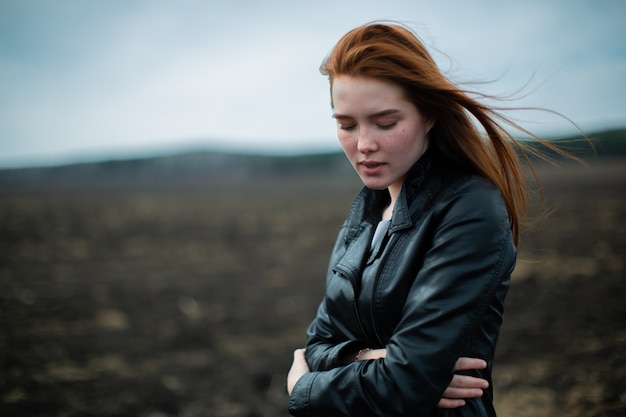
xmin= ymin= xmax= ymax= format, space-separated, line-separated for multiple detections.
xmin=390 ymin=148 xmax=435 ymax=231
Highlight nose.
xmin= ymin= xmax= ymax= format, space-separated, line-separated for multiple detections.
xmin=356 ymin=127 xmax=378 ymax=154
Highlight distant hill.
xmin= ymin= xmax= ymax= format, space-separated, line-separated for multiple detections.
xmin=0 ymin=151 xmax=356 ymax=192
xmin=0 ymin=127 xmax=623 ymax=192
xmin=527 ymin=127 xmax=626 ymax=161
xmin=586 ymin=128 xmax=626 ymax=156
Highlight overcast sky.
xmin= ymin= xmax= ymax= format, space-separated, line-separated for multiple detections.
xmin=1 ymin=0 xmax=625 ymax=167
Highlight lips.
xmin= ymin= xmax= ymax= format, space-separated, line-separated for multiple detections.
xmin=359 ymin=160 xmax=385 ymax=175
xmin=361 ymin=160 xmax=383 ymax=168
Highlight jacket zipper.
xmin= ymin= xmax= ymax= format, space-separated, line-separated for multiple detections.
xmin=369 ymin=233 xmax=396 ymax=347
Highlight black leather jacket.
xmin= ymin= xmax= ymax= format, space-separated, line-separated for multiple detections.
xmin=289 ymin=149 xmax=516 ymax=416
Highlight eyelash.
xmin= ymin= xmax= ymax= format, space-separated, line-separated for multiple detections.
xmin=378 ymin=122 xmax=397 ymax=130
xmin=339 ymin=122 xmax=397 ymax=131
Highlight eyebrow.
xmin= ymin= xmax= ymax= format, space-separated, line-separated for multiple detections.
xmin=332 ymin=109 xmax=402 ymax=119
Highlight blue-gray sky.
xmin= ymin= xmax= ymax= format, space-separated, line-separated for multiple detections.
xmin=1 ymin=0 xmax=625 ymax=167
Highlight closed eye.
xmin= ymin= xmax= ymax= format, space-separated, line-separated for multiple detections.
xmin=377 ymin=121 xmax=397 ymax=129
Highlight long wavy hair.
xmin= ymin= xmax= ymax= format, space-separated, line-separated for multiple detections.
xmin=321 ymin=22 xmax=569 ymax=245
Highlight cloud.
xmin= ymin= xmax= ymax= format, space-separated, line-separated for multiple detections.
xmin=1 ymin=0 xmax=625 ymax=166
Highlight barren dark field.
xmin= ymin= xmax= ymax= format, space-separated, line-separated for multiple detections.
xmin=1 ymin=159 xmax=625 ymax=417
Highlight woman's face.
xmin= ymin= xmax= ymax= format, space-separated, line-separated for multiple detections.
xmin=331 ymin=75 xmax=435 ymax=198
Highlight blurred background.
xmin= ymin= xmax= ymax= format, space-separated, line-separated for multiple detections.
xmin=1 ymin=1 xmax=625 ymax=416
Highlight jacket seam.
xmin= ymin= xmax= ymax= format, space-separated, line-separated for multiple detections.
xmin=464 ymin=218 xmax=511 ymax=335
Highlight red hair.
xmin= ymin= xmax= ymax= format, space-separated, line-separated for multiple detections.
xmin=321 ymin=22 xmax=568 ymax=245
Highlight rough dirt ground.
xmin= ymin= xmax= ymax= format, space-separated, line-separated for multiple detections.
xmin=1 ymin=160 xmax=624 ymax=417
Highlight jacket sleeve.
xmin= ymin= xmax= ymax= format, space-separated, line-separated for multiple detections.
xmin=304 ymin=224 xmax=369 ymax=372
xmin=304 ymin=300 xmax=366 ymax=371
xmin=289 ymin=180 xmax=516 ymax=416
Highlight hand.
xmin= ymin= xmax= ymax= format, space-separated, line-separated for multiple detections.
xmin=437 ymin=357 xmax=489 ymax=409
xmin=355 ymin=350 xmax=488 ymax=409
xmin=355 ymin=348 xmax=387 ymax=361
xmin=287 ymin=348 xmax=310 ymax=395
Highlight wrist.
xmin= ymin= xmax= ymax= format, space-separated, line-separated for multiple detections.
xmin=354 ymin=348 xmax=372 ymax=361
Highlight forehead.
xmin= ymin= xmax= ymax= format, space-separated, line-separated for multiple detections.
xmin=331 ymin=75 xmax=409 ymax=113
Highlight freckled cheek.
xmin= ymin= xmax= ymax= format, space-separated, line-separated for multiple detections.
xmin=337 ymin=135 xmax=356 ymax=159
xmin=337 ymin=133 xmax=355 ymax=147
xmin=386 ymin=131 xmax=406 ymax=146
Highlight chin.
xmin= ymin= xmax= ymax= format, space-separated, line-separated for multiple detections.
xmin=361 ymin=179 xmax=389 ymax=191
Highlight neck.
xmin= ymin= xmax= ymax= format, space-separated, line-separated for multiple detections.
xmin=383 ymin=179 xmax=404 ymax=220
xmin=382 ymin=203 xmax=393 ymax=220
xmin=382 ymin=188 xmax=398 ymax=221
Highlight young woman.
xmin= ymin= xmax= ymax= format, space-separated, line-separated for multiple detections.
xmin=287 ymin=22 xmax=543 ymax=416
